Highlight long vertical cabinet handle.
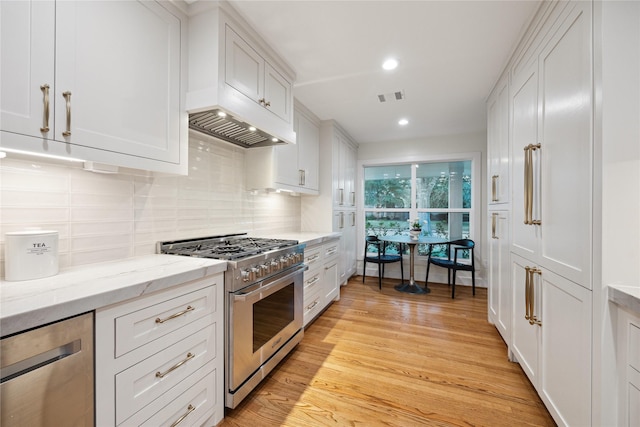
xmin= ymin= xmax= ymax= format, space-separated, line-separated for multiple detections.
xmin=491 ymin=213 xmax=498 ymax=239
xmin=339 ymin=189 xmax=344 ymax=206
xmin=62 ymin=91 xmax=72 ymax=137
xmin=524 ymin=144 xmax=542 ymax=225
xmin=351 ymin=211 xmax=356 ymax=227
xmin=491 ymin=175 xmax=499 ymax=202
xmin=530 ymin=268 xmax=542 ymax=326
xmin=523 ymin=145 xmax=532 ymax=224
xmin=524 ymin=266 xmax=531 ymax=321
xmin=339 ymin=212 xmax=345 ymax=229
xmin=530 ymin=144 xmax=541 ymax=225
xmin=40 ymin=84 xmax=50 ymax=132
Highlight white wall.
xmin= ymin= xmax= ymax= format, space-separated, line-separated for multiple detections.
xmin=357 ymin=130 xmax=487 ymax=286
xmin=0 ymin=134 xmax=301 ymax=277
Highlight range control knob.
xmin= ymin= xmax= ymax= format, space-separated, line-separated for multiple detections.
xmin=295 ymin=253 xmax=303 ymax=263
xmin=252 ymin=266 xmax=262 ymax=278
xmin=261 ymin=263 xmax=271 ymax=275
xmin=242 ymin=269 xmax=256 ymax=282
xmin=271 ymin=259 xmax=281 ymax=271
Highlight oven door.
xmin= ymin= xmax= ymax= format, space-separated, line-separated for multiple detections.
xmin=228 ymin=264 xmax=304 ymax=394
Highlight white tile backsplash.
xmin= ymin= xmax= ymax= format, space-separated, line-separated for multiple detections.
xmin=0 ymin=137 xmax=301 ymax=276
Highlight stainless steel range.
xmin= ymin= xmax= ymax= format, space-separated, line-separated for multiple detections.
xmin=157 ymin=233 xmax=306 ymax=409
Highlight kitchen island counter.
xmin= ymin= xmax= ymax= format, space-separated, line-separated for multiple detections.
xmin=0 ymin=255 xmax=226 ymax=336
xmin=609 ymin=284 xmax=640 ymax=316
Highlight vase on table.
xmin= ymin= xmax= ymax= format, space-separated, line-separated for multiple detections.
xmin=409 ymin=229 xmax=421 ymax=239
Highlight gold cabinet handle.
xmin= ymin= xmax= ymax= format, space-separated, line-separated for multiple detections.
xmin=524 ymin=266 xmax=531 ymax=321
xmin=155 ymin=305 xmax=195 ymax=324
xmin=491 ymin=212 xmax=498 ymax=239
xmin=264 ymin=100 xmax=271 ymax=107
xmin=491 ymin=175 xmax=499 ymax=202
xmin=351 ymin=191 xmax=356 ymax=206
xmin=306 ymin=300 xmax=319 ymax=310
xmin=351 ymin=211 xmax=356 ymax=227
xmin=530 ymin=144 xmax=541 ymax=225
xmin=62 ymin=91 xmax=72 ymax=137
xmin=524 ymin=145 xmax=531 ymax=224
xmin=40 ymin=84 xmax=50 ymax=132
xmin=170 ymin=404 xmax=196 ymax=427
xmin=299 ymin=169 xmax=304 ymax=186
xmin=155 ymin=352 xmax=194 ymax=378
xmin=306 ymin=276 xmax=320 ymax=286
xmin=339 ymin=211 xmax=345 ymax=229
xmin=339 ymin=188 xmax=344 ymax=205
xmin=530 ymin=268 xmax=542 ymax=326
xmin=258 ymin=98 xmax=265 ymax=105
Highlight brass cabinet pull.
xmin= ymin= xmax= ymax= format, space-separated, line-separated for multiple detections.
xmin=524 ymin=266 xmax=531 ymax=321
xmin=339 ymin=211 xmax=345 ymax=229
xmin=258 ymin=98 xmax=265 ymax=105
xmin=155 ymin=352 xmax=194 ymax=378
xmin=524 ymin=144 xmax=542 ymax=225
xmin=351 ymin=211 xmax=356 ymax=227
xmin=264 ymin=100 xmax=271 ymax=107
xmin=299 ymin=169 xmax=305 ymax=186
xmin=530 ymin=268 xmax=542 ymax=326
xmin=62 ymin=91 xmax=72 ymax=137
xmin=491 ymin=175 xmax=499 ymax=202
xmin=155 ymin=305 xmax=194 ymax=324
xmin=339 ymin=188 xmax=344 ymax=205
xmin=306 ymin=276 xmax=320 ymax=286
xmin=351 ymin=191 xmax=356 ymax=206
xmin=40 ymin=84 xmax=50 ymax=132
xmin=306 ymin=300 xmax=319 ymax=310
xmin=491 ymin=212 xmax=498 ymax=239
xmin=169 ymin=404 xmax=196 ymax=427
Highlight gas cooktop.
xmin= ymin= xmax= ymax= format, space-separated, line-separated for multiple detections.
xmin=157 ymin=234 xmax=299 ymax=261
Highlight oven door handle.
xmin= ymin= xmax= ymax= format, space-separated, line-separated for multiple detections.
xmin=233 ymin=264 xmax=307 ymax=303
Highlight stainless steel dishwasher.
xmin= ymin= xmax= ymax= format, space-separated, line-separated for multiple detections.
xmin=1 ymin=312 xmax=94 ymax=426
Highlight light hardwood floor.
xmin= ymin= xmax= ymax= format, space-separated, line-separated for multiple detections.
xmin=218 ymin=276 xmax=556 ymax=427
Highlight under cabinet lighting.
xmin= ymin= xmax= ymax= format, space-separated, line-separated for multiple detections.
xmin=0 ymin=148 xmax=85 ymax=162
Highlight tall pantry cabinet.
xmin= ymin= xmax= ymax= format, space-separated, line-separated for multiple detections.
xmin=302 ymin=120 xmax=358 ymax=286
xmin=487 ymin=1 xmax=594 ymax=426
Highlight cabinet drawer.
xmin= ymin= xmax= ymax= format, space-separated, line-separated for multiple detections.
xmin=305 ymin=245 xmax=323 ymax=268
xmin=115 ymin=284 xmax=216 ymax=358
xmin=115 ymin=323 xmax=216 ymax=425
xmin=630 ymin=322 xmax=640 ymax=373
xmin=121 ymin=365 xmax=218 ymax=427
xmin=304 ymin=269 xmax=322 ymax=294
xmin=323 ymin=241 xmax=339 ymax=259
xmin=303 ymin=287 xmax=322 ymax=320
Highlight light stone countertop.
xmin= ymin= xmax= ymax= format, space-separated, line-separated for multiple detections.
xmin=255 ymin=231 xmax=341 ymax=247
xmin=608 ymin=284 xmax=640 ymax=316
xmin=0 ymin=254 xmax=227 ymax=337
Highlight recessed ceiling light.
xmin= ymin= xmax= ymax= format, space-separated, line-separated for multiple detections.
xmin=271 ymin=137 xmax=279 ymax=142
xmin=382 ymin=58 xmax=398 ymax=70
xmin=398 ymin=118 xmax=409 ymax=126
xmin=217 ymin=111 xmax=227 ymax=117
xmin=249 ymin=126 xmax=256 ymax=132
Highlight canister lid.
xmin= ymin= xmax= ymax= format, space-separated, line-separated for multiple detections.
xmin=5 ymin=230 xmax=58 ymax=236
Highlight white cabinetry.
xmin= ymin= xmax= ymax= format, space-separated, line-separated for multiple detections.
xmin=225 ymin=26 xmax=291 ymax=123
xmin=245 ymin=100 xmax=319 ymax=194
xmin=487 ymin=72 xmax=510 ymax=205
xmin=488 ymin=1 xmax=594 ymax=425
xmin=302 ymin=238 xmax=340 ymax=326
xmin=488 ymin=210 xmax=511 ymax=345
xmin=0 ymin=0 xmax=187 ymax=174
xmin=187 ymin=3 xmax=295 ymax=144
xmin=95 ymin=274 xmax=224 ymax=427
xmin=615 ymin=307 xmax=640 ymax=427
xmin=301 ymin=121 xmax=358 ymax=286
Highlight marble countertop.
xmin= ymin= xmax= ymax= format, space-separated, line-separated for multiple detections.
xmin=256 ymin=231 xmax=341 ymax=247
xmin=0 ymin=254 xmax=227 ymax=337
xmin=608 ymin=284 xmax=640 ymax=316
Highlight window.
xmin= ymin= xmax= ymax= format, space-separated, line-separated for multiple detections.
xmin=363 ymin=159 xmax=474 ymax=258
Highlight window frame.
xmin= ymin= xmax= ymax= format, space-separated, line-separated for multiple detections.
xmin=357 ymin=152 xmax=481 ymax=261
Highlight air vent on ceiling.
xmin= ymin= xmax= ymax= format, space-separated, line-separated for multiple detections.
xmin=377 ymin=90 xmax=405 ymax=103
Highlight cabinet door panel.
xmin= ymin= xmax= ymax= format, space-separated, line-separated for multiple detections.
xmin=264 ymin=63 xmax=291 ymax=122
xmin=55 ymin=1 xmax=181 ymax=163
xmin=511 ymin=64 xmax=540 ymax=259
xmin=488 ymin=210 xmax=511 ymax=342
xmin=225 ymin=25 xmax=263 ymax=103
xmin=538 ymin=3 xmax=592 ymax=288
xmin=510 ymin=254 xmax=539 ymax=385
xmin=540 ymin=268 xmax=591 ymax=427
xmin=0 ymin=1 xmax=55 ymax=138
xmin=297 ymin=113 xmax=319 ymax=191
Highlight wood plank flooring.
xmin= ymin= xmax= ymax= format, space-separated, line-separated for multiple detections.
xmin=218 ymin=276 xmax=555 ymax=427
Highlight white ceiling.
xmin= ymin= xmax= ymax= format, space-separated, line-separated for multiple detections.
xmin=225 ymin=0 xmax=541 ymax=144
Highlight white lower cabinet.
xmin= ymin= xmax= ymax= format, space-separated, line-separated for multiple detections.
xmin=303 ymin=238 xmax=340 ymax=327
xmin=511 ymin=253 xmax=592 ymax=427
xmin=96 ymin=274 xmax=224 ymax=427
xmin=615 ymin=307 xmax=640 ymax=427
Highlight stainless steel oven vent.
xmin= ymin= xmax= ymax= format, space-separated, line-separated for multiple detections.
xmin=188 ymin=109 xmax=286 ymax=148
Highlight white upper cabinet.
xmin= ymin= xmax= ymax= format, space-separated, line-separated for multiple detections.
xmin=187 ymin=3 xmax=296 ymax=145
xmin=487 ymin=72 xmax=510 ymax=205
xmin=245 ymin=101 xmax=319 ymax=194
xmin=225 ymin=26 xmax=292 ymax=124
xmin=0 ymin=1 xmax=187 ymax=174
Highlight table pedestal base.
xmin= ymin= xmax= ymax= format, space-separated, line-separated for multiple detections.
xmin=394 ymin=280 xmax=430 ymax=294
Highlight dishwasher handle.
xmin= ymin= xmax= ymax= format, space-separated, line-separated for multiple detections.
xmin=1 ymin=339 xmax=81 ymax=383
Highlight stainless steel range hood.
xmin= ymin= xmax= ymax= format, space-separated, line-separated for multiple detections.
xmin=189 ymin=109 xmax=287 ymax=149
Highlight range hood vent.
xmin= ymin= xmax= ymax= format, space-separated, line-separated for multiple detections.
xmin=189 ymin=109 xmax=286 ymax=149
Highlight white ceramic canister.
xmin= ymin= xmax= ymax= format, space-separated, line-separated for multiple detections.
xmin=4 ymin=230 xmax=59 ymax=281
